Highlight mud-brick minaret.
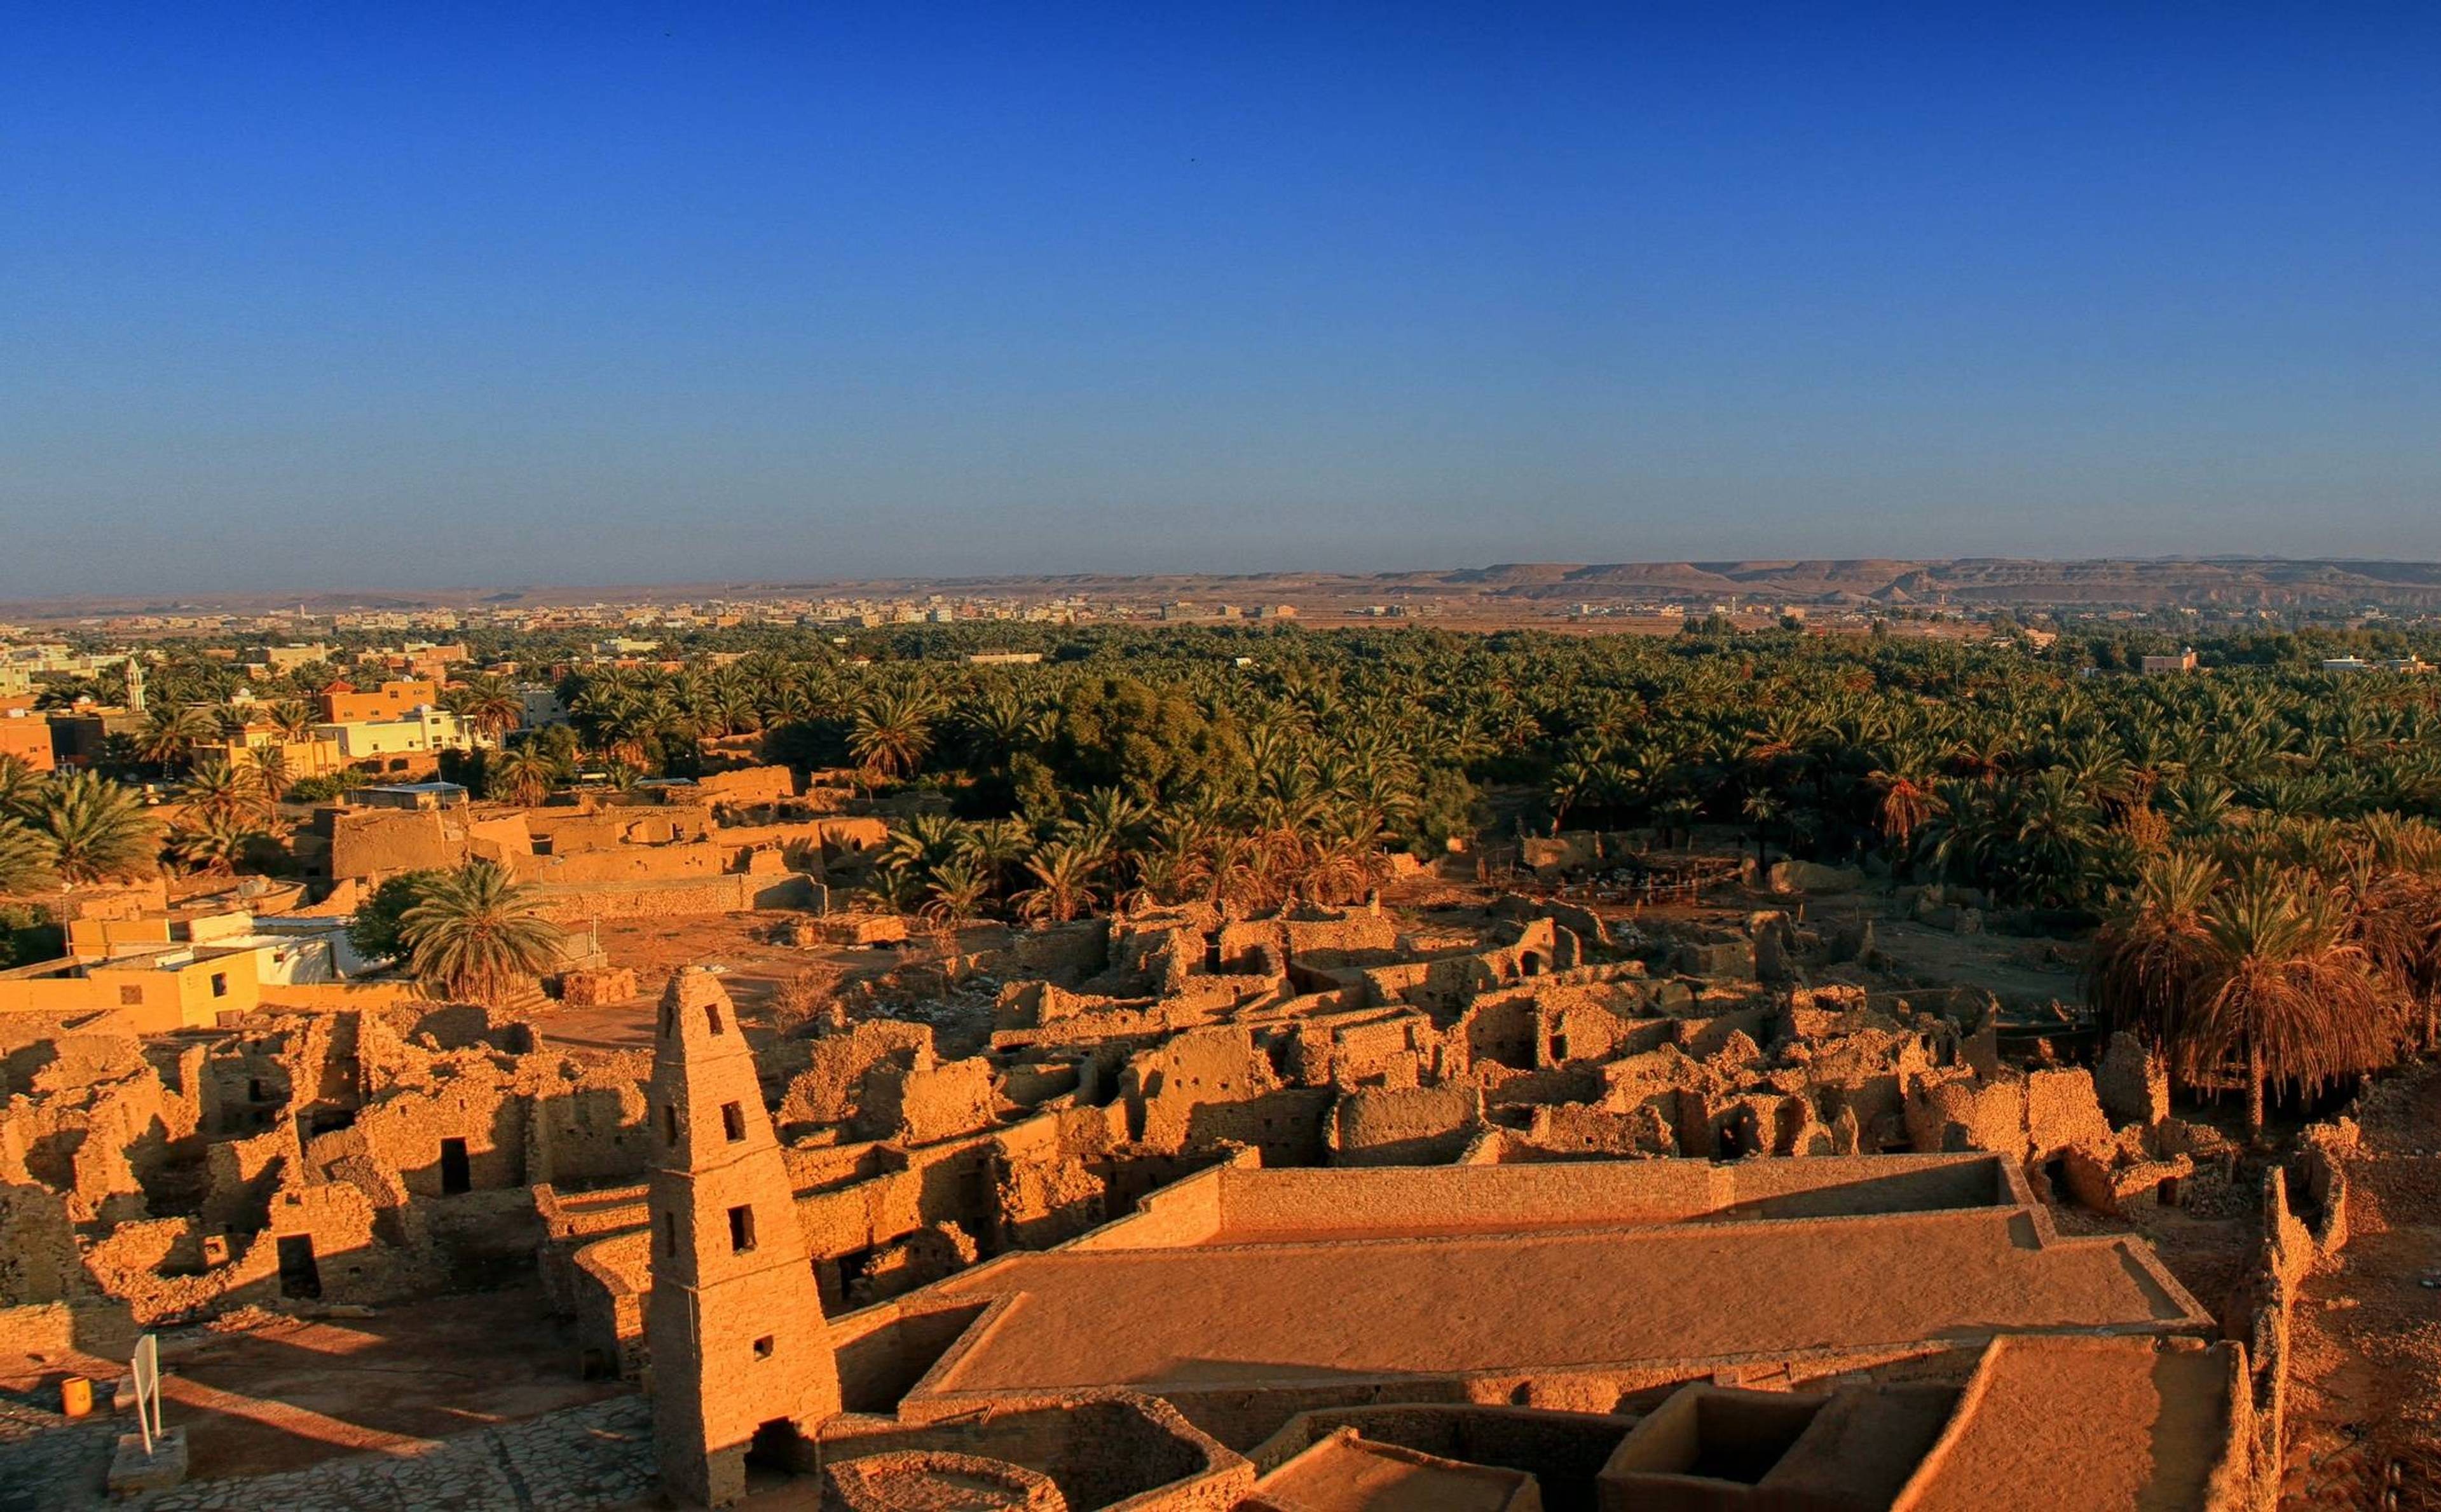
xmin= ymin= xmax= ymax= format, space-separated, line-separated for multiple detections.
xmin=646 ymin=967 xmax=840 ymax=1506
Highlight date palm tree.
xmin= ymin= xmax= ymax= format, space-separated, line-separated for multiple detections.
xmin=850 ymin=685 xmax=936 ymax=786
xmin=27 ymin=772 xmax=159 ymax=884
xmin=2089 ymin=850 xmax=2221 ymax=1050
xmin=1866 ymin=740 xmax=1943 ymax=852
xmin=138 ymin=704 xmax=221 ymax=773
xmin=177 ymin=756 xmax=257 ymax=825
xmin=246 ymin=745 xmax=291 ymax=813
xmin=2184 ymin=868 xmax=2402 ymax=1137
xmin=1013 ymin=841 xmax=1099 ymax=924
xmin=398 ymin=862 xmax=564 ymax=1005
xmin=167 ymin=810 xmax=264 ymax=875
xmin=955 ymin=817 xmax=1034 ymax=902
xmin=0 ymin=817 xmax=55 ymax=893
xmin=920 ymin=859 xmax=992 ymax=928
xmin=452 ymin=674 xmax=524 ymax=745
xmin=0 ymin=755 xmax=44 ymax=817
xmin=489 ymin=744 xmax=559 ymax=807
xmin=268 ymin=699 xmax=319 ymax=743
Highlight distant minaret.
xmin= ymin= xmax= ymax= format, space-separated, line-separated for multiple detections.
xmin=125 ymin=657 xmax=146 ymax=713
xmin=645 ymin=968 xmax=840 ymax=1506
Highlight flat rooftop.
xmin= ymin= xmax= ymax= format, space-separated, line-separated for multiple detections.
xmin=1255 ymin=1433 xmax=1531 ymax=1512
xmin=897 ymin=1160 xmax=2208 ymax=1405
xmin=1899 ymin=1335 xmax=2239 ymax=1511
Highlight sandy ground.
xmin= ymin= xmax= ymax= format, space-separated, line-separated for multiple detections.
xmin=2280 ymin=1066 xmax=2441 ymax=1511
xmin=0 ymin=1284 xmax=624 ymax=1482
xmin=543 ymin=911 xmax=959 ymax=1051
xmin=1864 ymin=920 xmax=2088 ymax=1012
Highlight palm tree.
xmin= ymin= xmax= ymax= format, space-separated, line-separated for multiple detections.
xmin=849 ymin=686 xmax=936 ymax=786
xmin=1068 ymin=786 xmax=1151 ymax=857
xmin=1655 ymin=796 xmax=1703 ymax=850
xmin=1549 ymin=756 xmax=1603 ymax=831
xmin=27 ymin=772 xmax=159 ymax=884
xmin=920 ymin=859 xmax=992 ymax=928
xmin=0 ymin=817 xmax=55 ymax=893
xmin=0 ymin=755 xmax=44 ymax=817
xmin=1741 ymin=789 xmax=1784 ymax=866
xmin=268 ymin=699 xmax=319 ymax=742
xmin=177 ymin=756 xmax=258 ymax=825
xmin=2089 ymin=850 xmax=2221 ymax=1050
xmin=1013 ymin=841 xmax=1100 ymax=924
xmin=1866 ymin=742 xmax=1944 ymax=852
xmin=167 ymin=810 xmax=264 ymax=875
xmin=453 ymin=674 xmax=524 ymax=745
xmin=137 ymin=705 xmax=221 ymax=773
xmin=2346 ymin=830 xmax=2441 ymax=1049
xmin=2182 ymin=868 xmax=2402 ymax=1137
xmin=489 ymin=744 xmax=559 ymax=807
xmin=2011 ymin=768 xmax=2103 ymax=906
xmin=398 ymin=862 xmax=565 ymax=1004
xmin=955 ymin=818 xmax=1035 ymax=901
xmin=246 ymin=745 xmax=292 ymax=813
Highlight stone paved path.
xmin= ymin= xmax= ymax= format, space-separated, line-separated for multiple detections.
xmin=0 ymin=1393 xmax=655 ymax=1511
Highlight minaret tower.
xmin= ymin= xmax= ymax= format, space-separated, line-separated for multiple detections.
xmin=646 ymin=967 xmax=840 ymax=1506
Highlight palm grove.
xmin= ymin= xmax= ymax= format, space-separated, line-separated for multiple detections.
xmin=9 ymin=622 xmax=2441 ymax=1131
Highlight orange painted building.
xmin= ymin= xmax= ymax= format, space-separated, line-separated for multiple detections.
xmin=318 ymin=679 xmax=441 ymax=724
xmin=0 ymin=708 xmax=56 ymax=772
xmin=207 ymin=730 xmax=348 ymax=780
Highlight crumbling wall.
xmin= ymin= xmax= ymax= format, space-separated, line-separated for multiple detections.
xmin=0 ymin=1180 xmax=82 ymax=1305
xmin=781 ymin=1022 xmax=933 ymax=1134
xmin=327 ymin=809 xmax=466 ymax=880
xmin=696 ymin=764 xmax=797 ymax=807
xmin=525 ymin=872 xmax=817 ymax=922
xmin=1330 ymin=1086 xmax=1479 ymax=1167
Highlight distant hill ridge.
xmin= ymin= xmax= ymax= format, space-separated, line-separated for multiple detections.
xmin=11 ymin=556 xmax=2441 ymax=618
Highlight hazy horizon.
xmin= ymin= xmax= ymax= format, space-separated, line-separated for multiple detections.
xmin=7 ymin=4 xmax=2439 ymax=597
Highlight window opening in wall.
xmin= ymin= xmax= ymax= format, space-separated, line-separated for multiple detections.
xmin=660 ymin=1209 xmax=676 ymax=1258
xmin=706 ymin=1004 xmax=724 ymax=1035
xmin=663 ymin=1103 xmax=680 ymax=1143
xmin=1550 ymin=1034 xmax=1570 ymax=1062
xmin=727 ymin=1204 xmax=756 ymax=1253
xmin=1520 ymin=952 xmax=1543 ymax=977
xmin=247 ymin=1077 xmax=265 ymax=1102
xmin=121 ymin=986 xmax=144 ymax=1006
xmin=753 ymin=1334 xmax=775 ymax=1361
xmin=439 ymin=1137 xmax=471 ymax=1195
xmin=721 ymin=1101 xmax=746 ymax=1142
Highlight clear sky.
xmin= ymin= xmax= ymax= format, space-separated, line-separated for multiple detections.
xmin=4 ymin=3 xmax=2437 ymax=597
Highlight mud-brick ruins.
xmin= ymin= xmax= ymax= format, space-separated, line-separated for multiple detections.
xmin=0 ymin=772 xmax=2433 ymax=1510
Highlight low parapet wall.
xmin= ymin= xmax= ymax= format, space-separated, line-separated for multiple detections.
xmin=1066 ymin=1154 xmax=2009 ymax=1248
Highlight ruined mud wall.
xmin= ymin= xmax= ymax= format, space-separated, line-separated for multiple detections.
xmin=526 ymin=873 xmax=817 ymax=923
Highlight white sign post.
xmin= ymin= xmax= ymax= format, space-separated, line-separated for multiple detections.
xmin=130 ymin=1334 xmax=161 ymax=1455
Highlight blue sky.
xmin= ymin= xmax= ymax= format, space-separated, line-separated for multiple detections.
xmin=3 ymin=3 xmax=2437 ymax=596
